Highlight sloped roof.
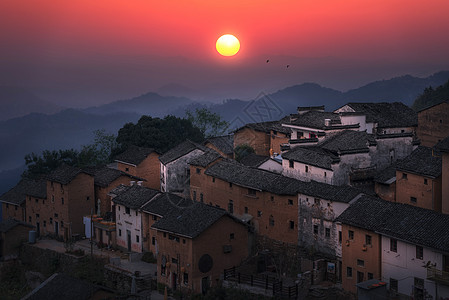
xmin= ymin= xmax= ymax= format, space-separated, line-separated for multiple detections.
xmin=23 ymin=273 xmax=100 ymax=300
xmin=151 ymin=202 xmax=229 ymax=238
xmin=142 ymin=192 xmax=193 ymax=217
xmin=319 ymin=130 xmax=376 ymax=154
xmin=159 ymin=140 xmax=206 ymax=165
xmin=83 ymin=165 xmax=143 ymax=187
xmin=114 ymin=145 xmax=158 ymax=166
xmin=374 ymin=163 xmax=397 ymax=184
xmin=205 ymin=160 xmax=308 ymax=195
xmin=45 ymin=164 xmax=91 ymax=185
xmin=0 ymin=219 xmax=34 ymax=232
xmin=205 ymin=135 xmax=234 ymax=155
xmin=235 ymin=120 xmax=291 ymax=135
xmin=342 ymin=102 xmax=417 ymax=128
xmin=188 ymin=149 xmax=222 ymax=167
xmin=396 ymin=146 xmax=441 ymax=178
xmin=284 ymin=111 xmax=341 ymax=129
xmin=239 ymin=153 xmax=269 ymax=167
xmin=435 ymin=135 xmax=449 ymax=153
xmin=111 ymin=185 xmax=159 ymax=209
xmin=336 ymin=195 xmax=449 ymax=253
xmin=282 ymin=147 xmax=339 ymax=170
xmin=0 ymin=178 xmax=47 ymax=205
xmin=204 ymin=160 xmax=363 ymax=203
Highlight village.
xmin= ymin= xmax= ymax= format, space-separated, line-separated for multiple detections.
xmin=1 ymin=99 xmax=449 ymax=300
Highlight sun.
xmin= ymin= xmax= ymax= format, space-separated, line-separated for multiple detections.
xmin=216 ymin=34 xmax=240 ymax=57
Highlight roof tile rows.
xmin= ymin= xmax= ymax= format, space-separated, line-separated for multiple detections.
xmin=159 ymin=140 xmax=207 ymax=165
xmin=114 ymin=145 xmax=158 ymax=166
xmin=285 ymin=111 xmax=342 ymax=129
xmin=336 ymin=195 xmax=449 ymax=253
xmin=83 ymin=165 xmax=143 ymax=187
xmin=110 ymin=185 xmax=159 ymax=210
xmin=205 ymin=135 xmax=234 ymax=155
xmin=396 ymin=146 xmax=442 ymax=178
xmin=45 ymin=164 xmax=90 ymax=185
xmin=188 ymin=149 xmax=222 ymax=167
xmin=0 ymin=178 xmax=47 ymax=205
xmin=0 ymin=218 xmax=34 ymax=232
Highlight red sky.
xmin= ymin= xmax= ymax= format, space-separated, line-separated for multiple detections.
xmin=1 ymin=0 xmax=449 ymax=106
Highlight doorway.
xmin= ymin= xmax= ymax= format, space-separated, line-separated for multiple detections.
xmin=201 ymin=276 xmax=210 ymax=295
xmin=55 ymin=221 xmax=58 ymax=236
xmin=36 ymin=222 xmax=40 ymax=237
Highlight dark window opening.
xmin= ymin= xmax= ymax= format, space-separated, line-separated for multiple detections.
xmin=416 ymin=246 xmax=423 ymax=260
xmin=365 ymin=235 xmax=372 ymax=246
xmin=269 ymin=215 xmax=275 ymax=227
xmin=325 ymin=228 xmax=330 ymax=238
xmin=348 ymin=230 xmax=354 ymax=240
xmin=125 ymin=207 xmax=130 ymax=214
xmin=288 ymin=199 xmax=293 ymax=205
xmin=289 ymin=160 xmax=294 ymax=168
xmin=410 ymin=197 xmax=417 ymax=203
xmin=390 ymin=238 xmax=397 ymax=252
xmin=230 ymin=233 xmax=235 ymax=239
xmin=313 ymin=224 xmax=319 ymax=235
xmin=289 ymin=221 xmax=294 ymax=229
xmin=347 ymin=267 xmax=352 ymax=278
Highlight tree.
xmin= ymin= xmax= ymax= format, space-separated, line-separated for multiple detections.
xmin=234 ymin=144 xmax=255 ymax=162
xmin=185 ymin=108 xmax=229 ymax=138
xmin=115 ymin=115 xmax=204 ymax=154
xmin=412 ymin=79 xmax=449 ymax=111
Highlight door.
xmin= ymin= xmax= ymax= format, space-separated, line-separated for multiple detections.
xmin=443 ymin=255 xmax=449 ymax=272
xmin=357 ymin=271 xmax=364 ymax=283
xmin=172 ymin=273 xmax=177 ymax=290
xmin=201 ymin=276 xmax=210 ymax=295
xmin=127 ymin=230 xmax=131 ymax=252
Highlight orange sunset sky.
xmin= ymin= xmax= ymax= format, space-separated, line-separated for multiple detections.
xmin=1 ymin=0 xmax=449 ymax=106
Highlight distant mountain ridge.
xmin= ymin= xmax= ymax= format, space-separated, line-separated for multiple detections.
xmin=0 ymin=86 xmax=63 ymax=121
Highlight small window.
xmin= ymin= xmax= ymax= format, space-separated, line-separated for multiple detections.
xmin=51 ymin=195 xmax=55 ymax=203
xmin=125 ymin=167 xmax=129 ymax=172
xmin=402 ymin=173 xmax=407 ymax=179
xmin=35 ymin=198 xmax=38 ymax=204
xmin=200 ymin=193 xmax=203 ymax=202
xmin=390 ymin=238 xmax=397 ymax=252
xmin=257 ymin=211 xmax=262 ymax=217
xmin=193 ymin=191 xmax=197 ymax=201
xmin=118 ymin=206 xmax=121 ymax=211
xmin=368 ymin=273 xmax=374 ymax=280
xmin=313 ymin=224 xmax=319 ymax=235
xmin=424 ymin=179 xmax=428 ymax=185
xmin=305 ymin=165 xmax=309 ymax=173
xmin=228 ymin=200 xmax=234 ymax=214
xmin=440 ymin=119 xmax=443 ymax=124
xmin=61 ymin=221 xmax=64 ymax=227
xmin=29 ymin=216 xmax=32 ymax=222
xmin=49 ymin=218 xmax=53 ymax=224
xmin=183 ymin=239 xmax=186 ymax=244
xmin=36 ymin=213 xmax=39 ymax=218
xmin=183 ymin=273 xmax=188 ymax=284
xmin=390 ymin=278 xmax=398 ymax=292
xmin=229 ymin=182 xmax=232 ymax=188
xmin=61 ymin=197 xmax=64 ymax=204
xmin=152 ymin=215 xmax=157 ymax=221
xmin=289 ymin=160 xmax=294 ymax=168
xmin=416 ymin=246 xmax=423 ymax=260
xmin=348 ymin=230 xmax=354 ymax=240
xmin=196 ymin=168 xmax=201 ymax=174
xmin=244 ymin=207 xmax=248 ymax=214
xmin=163 ymin=232 xmax=167 ymax=238
xmin=43 ymin=220 xmax=46 ymax=227
xmin=230 ymin=233 xmax=235 ymax=240
xmin=212 ymin=177 xmax=215 ymax=183
xmin=6 ymin=203 xmax=9 ymax=209
xmin=325 ymin=228 xmax=330 ymax=238
xmin=172 ymin=258 xmax=178 ymax=264
xmin=347 ymin=267 xmax=353 ymax=278
xmin=289 ymin=221 xmax=294 ymax=229
xmin=248 ymin=188 xmax=256 ymax=196
xmin=410 ymin=197 xmax=417 ymax=203
xmin=324 ymin=172 xmax=327 ymax=177
xmin=338 ymin=231 xmax=342 ymax=243
xmin=152 ymin=237 xmax=155 ymax=245
xmin=15 ymin=206 xmax=18 ymax=211
xmin=86 ymin=196 xmax=90 ymax=201
xmin=270 ymin=196 xmax=274 ymax=202
xmin=161 ymin=265 xmax=166 ymax=276
xmin=54 ymin=213 xmax=58 ymax=218
xmin=357 ymin=259 xmax=365 ymax=267
xmin=314 ymin=198 xmax=320 ymax=206
xmin=136 ymin=211 xmax=138 ymax=216
xmin=125 ymin=207 xmax=130 ymax=214
xmin=136 ymin=235 xmax=139 ymax=243
xmin=288 ymin=199 xmax=293 ymax=205
xmin=365 ymin=235 xmax=372 ymax=246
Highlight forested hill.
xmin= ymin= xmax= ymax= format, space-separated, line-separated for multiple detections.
xmin=412 ymin=79 xmax=449 ymax=111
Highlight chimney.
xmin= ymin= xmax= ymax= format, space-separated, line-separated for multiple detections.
xmin=130 ymin=181 xmax=136 ymax=186
xmin=325 ymin=119 xmax=331 ymax=127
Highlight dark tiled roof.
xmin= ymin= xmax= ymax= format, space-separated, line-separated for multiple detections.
xmin=83 ymin=165 xmax=143 ymax=187
xmin=188 ymin=149 xmax=222 ymax=167
xmin=319 ymin=130 xmax=376 ymax=154
xmin=435 ymin=136 xmax=449 ymax=153
xmin=374 ymin=163 xmax=397 ymax=184
xmin=396 ymin=146 xmax=441 ymax=178
xmin=114 ymin=145 xmax=158 ymax=166
xmin=235 ymin=120 xmax=290 ymax=135
xmin=205 ymin=160 xmax=308 ymax=195
xmin=142 ymin=192 xmax=193 ymax=217
xmin=205 ymin=135 xmax=234 ymax=155
xmin=204 ymin=160 xmax=363 ymax=203
xmin=23 ymin=273 xmax=99 ymax=300
xmin=239 ymin=153 xmax=269 ymax=167
xmin=282 ymin=147 xmax=339 ymax=170
xmin=0 ymin=178 xmax=47 ymax=205
xmin=0 ymin=219 xmax=34 ymax=232
xmin=343 ymin=102 xmax=417 ymax=128
xmin=159 ymin=140 xmax=206 ymax=165
xmin=111 ymin=185 xmax=159 ymax=209
xmin=284 ymin=111 xmax=341 ymax=129
xmin=151 ymin=202 xmax=229 ymax=238
xmin=45 ymin=164 xmax=91 ymax=185
xmin=336 ymin=195 xmax=449 ymax=253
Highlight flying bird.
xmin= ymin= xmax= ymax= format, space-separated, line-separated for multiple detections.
xmin=266 ymin=59 xmax=270 ymax=63
xmin=286 ymin=65 xmax=290 ymax=68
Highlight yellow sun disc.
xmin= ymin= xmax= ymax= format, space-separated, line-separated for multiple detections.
xmin=216 ymin=34 xmax=240 ymax=56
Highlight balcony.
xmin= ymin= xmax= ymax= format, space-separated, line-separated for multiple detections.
xmin=427 ymin=267 xmax=449 ymax=286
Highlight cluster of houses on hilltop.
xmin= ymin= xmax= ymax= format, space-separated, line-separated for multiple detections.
xmin=1 ymin=100 xmax=449 ymax=298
